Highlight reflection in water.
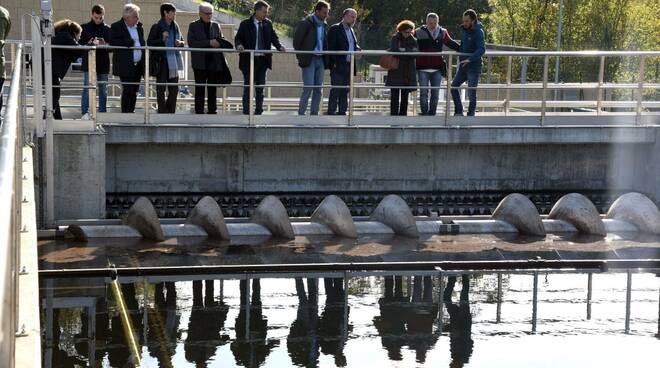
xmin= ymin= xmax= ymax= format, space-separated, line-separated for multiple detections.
xmin=40 ymin=272 xmax=660 ymax=368
xmin=373 ymin=276 xmax=439 ymax=363
xmin=231 ymin=279 xmax=279 ymax=367
xmin=185 ymin=280 xmax=230 ymax=367
xmin=444 ymin=275 xmax=473 ymax=368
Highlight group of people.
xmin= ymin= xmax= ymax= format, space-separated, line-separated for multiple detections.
xmin=44 ymin=1 xmax=485 ymax=120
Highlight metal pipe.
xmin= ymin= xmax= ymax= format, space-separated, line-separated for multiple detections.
xmin=587 ymin=272 xmax=593 ymax=320
xmin=437 ymin=271 xmax=444 ymax=333
xmin=625 ymin=269 xmax=632 ymax=334
xmin=596 ymin=56 xmax=605 ymax=115
xmin=541 ymin=55 xmax=550 ymax=126
xmin=504 ymin=56 xmax=512 ymax=116
xmin=110 ymin=278 xmax=142 ymax=367
xmin=496 ymin=273 xmax=502 ymax=323
xmin=348 ymin=52 xmax=355 ymax=126
xmin=88 ymin=49 xmax=97 ymax=120
xmin=37 ymin=259 xmax=660 ymax=279
xmin=636 ymin=56 xmax=646 ymax=125
xmin=248 ymin=51 xmax=255 ymax=126
xmin=532 ymin=271 xmax=539 ymax=333
xmin=444 ymin=55 xmax=453 ymax=126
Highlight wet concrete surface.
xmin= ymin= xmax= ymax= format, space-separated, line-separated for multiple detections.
xmin=38 ymin=232 xmax=660 ymax=271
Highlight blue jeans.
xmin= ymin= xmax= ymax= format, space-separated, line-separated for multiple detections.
xmin=298 ymin=56 xmax=325 ymax=115
xmin=417 ymin=70 xmax=443 ymax=116
xmin=451 ymin=62 xmax=482 ymax=116
xmin=82 ymin=72 xmax=109 ymax=114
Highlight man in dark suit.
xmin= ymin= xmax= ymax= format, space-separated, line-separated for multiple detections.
xmin=326 ymin=8 xmax=360 ymax=115
xmin=187 ymin=2 xmax=228 ymax=114
xmin=234 ymin=0 xmax=286 ymax=115
xmin=110 ymin=4 xmax=145 ymax=113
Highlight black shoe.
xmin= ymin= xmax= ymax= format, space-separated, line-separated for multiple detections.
xmin=326 ymin=111 xmax=336 ymax=115
xmin=454 ymin=112 xmax=464 ymax=116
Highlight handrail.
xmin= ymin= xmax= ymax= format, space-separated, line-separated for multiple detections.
xmin=0 ymin=42 xmax=23 ymax=368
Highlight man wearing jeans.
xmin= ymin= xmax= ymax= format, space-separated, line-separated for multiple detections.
xmin=415 ymin=13 xmax=459 ymax=116
xmin=80 ymin=4 xmax=111 ymax=119
xmin=293 ymin=1 xmax=329 ymax=116
xmin=451 ymin=9 xmax=485 ymax=116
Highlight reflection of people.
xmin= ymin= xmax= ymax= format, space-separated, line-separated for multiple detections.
xmin=147 ymin=282 xmax=180 ymax=367
xmin=443 ymin=274 xmax=473 ymax=368
xmin=287 ymin=278 xmax=320 ymax=366
xmin=374 ymin=276 xmax=438 ymax=363
xmin=185 ymin=280 xmax=230 ymax=367
xmin=231 ymin=279 xmax=279 ymax=366
xmin=318 ymin=278 xmax=350 ymax=366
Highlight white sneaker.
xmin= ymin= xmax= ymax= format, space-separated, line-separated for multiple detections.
xmin=81 ymin=113 xmax=91 ymax=120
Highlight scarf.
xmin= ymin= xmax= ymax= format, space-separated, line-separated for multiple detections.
xmin=159 ymin=18 xmax=183 ymax=78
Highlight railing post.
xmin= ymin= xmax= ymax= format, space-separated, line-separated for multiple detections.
xmin=532 ymin=271 xmax=539 ymax=333
xmin=540 ymin=55 xmax=549 ymax=126
xmin=586 ymin=272 xmax=593 ymax=320
xmin=144 ymin=47 xmax=150 ymax=125
xmin=635 ymin=56 xmax=646 ymax=125
xmin=348 ymin=52 xmax=355 ymax=126
xmin=505 ymin=56 xmax=512 ymax=116
xmin=596 ymin=56 xmax=605 ymax=116
xmin=496 ymin=272 xmax=503 ymax=323
xmin=625 ymin=269 xmax=632 ymax=333
xmin=248 ymin=51 xmax=254 ymax=126
xmin=444 ymin=55 xmax=453 ymax=126
xmin=88 ymin=48 xmax=98 ymax=121
xmin=222 ymin=87 xmax=228 ymax=113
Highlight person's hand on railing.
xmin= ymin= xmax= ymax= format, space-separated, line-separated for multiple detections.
xmin=460 ymin=59 xmax=470 ymax=66
xmin=210 ymin=39 xmax=221 ymax=49
xmin=278 ymin=46 xmax=286 ymax=52
xmin=236 ymin=44 xmax=245 ymax=52
xmin=96 ymin=37 xmax=106 ymax=46
xmin=175 ymin=39 xmax=185 ymax=47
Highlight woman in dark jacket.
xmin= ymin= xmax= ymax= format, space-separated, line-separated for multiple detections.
xmin=386 ymin=20 xmax=418 ymax=116
xmin=51 ymin=20 xmax=84 ymax=119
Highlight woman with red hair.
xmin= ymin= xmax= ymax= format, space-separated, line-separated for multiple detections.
xmin=386 ymin=20 xmax=418 ymax=116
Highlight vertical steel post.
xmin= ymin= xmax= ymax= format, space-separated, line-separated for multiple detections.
xmin=144 ymin=48 xmax=150 ymax=124
xmin=248 ymin=51 xmax=255 ymax=126
xmin=348 ymin=52 xmax=355 ymax=126
xmin=596 ymin=56 xmax=605 ymax=115
xmin=496 ymin=273 xmax=503 ymax=323
xmin=42 ymin=6 xmax=55 ymax=228
xmin=635 ymin=56 xmax=646 ymax=125
xmin=540 ymin=55 xmax=549 ymax=126
xmin=444 ymin=55 xmax=453 ymax=126
xmin=88 ymin=49 xmax=97 ymax=120
xmin=532 ymin=272 xmax=539 ymax=333
xmin=505 ymin=56 xmax=512 ymax=116
xmin=587 ymin=273 xmax=593 ymax=320
xmin=625 ymin=269 xmax=632 ymax=334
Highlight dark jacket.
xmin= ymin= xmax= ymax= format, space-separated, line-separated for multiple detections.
xmin=293 ymin=15 xmax=328 ymax=68
xmin=415 ymin=25 xmax=459 ymax=75
xmin=234 ymin=15 xmax=283 ymax=72
xmin=326 ymin=22 xmax=360 ymax=74
xmin=147 ymin=19 xmax=184 ymax=77
xmin=80 ymin=20 xmax=112 ymax=74
xmin=187 ymin=19 xmax=228 ymax=72
xmin=51 ymin=31 xmax=84 ymax=79
xmin=458 ymin=22 xmax=485 ymax=64
xmin=109 ymin=19 xmax=145 ymax=78
xmin=386 ymin=33 xmax=418 ymax=87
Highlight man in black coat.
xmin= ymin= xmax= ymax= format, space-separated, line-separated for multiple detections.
xmin=326 ymin=8 xmax=360 ymax=115
xmin=80 ymin=4 xmax=111 ymax=118
xmin=187 ymin=2 xmax=230 ymax=114
xmin=109 ymin=4 xmax=145 ymax=113
xmin=234 ymin=0 xmax=285 ymax=115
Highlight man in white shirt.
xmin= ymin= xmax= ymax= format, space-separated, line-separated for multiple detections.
xmin=110 ymin=4 xmax=146 ymax=113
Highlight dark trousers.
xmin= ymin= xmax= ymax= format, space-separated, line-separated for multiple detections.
xmin=328 ymin=63 xmax=350 ymax=115
xmin=193 ymin=69 xmax=219 ymax=114
xmin=0 ymin=78 xmax=4 ymax=114
xmin=52 ymin=77 xmax=62 ymax=120
xmin=156 ymin=60 xmax=179 ymax=114
xmin=390 ymin=88 xmax=412 ymax=116
xmin=451 ymin=62 xmax=482 ymax=116
xmin=241 ymin=57 xmax=268 ymax=115
xmin=120 ymin=64 xmax=143 ymax=113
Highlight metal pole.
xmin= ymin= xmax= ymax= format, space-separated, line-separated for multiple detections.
xmin=437 ymin=271 xmax=444 ymax=333
xmin=222 ymin=87 xmax=227 ymax=113
xmin=144 ymin=48 xmax=150 ymax=125
xmin=88 ymin=49 xmax=98 ymax=120
xmin=110 ymin=279 xmax=142 ymax=366
xmin=245 ymin=274 xmax=251 ymax=339
xmin=540 ymin=55 xmax=549 ymax=126
xmin=248 ymin=51 xmax=255 ymax=126
xmin=348 ymin=52 xmax=355 ymax=126
xmin=505 ymin=56 xmax=512 ymax=116
xmin=625 ymin=269 xmax=632 ymax=334
xmin=635 ymin=56 xmax=646 ymax=125
xmin=496 ymin=273 xmax=502 ymax=323
xmin=444 ymin=55 xmax=453 ymax=126
xmin=554 ymin=0 xmax=564 ymax=104
xmin=532 ymin=271 xmax=538 ymax=333
xmin=596 ymin=56 xmax=605 ymax=115
xmin=587 ymin=272 xmax=593 ymax=320
xmin=42 ymin=5 xmax=55 ymax=228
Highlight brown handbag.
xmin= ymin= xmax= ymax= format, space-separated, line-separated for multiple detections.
xmin=379 ymin=54 xmax=399 ymax=70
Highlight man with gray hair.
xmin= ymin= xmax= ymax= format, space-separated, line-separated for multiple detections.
xmin=110 ymin=3 xmax=146 ymax=113
xmin=326 ymin=8 xmax=360 ymax=115
xmin=415 ymin=12 xmax=459 ymax=116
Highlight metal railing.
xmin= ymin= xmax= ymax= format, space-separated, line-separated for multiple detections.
xmin=0 ymin=42 xmax=23 ymax=367
xmin=32 ymin=43 xmax=660 ymax=126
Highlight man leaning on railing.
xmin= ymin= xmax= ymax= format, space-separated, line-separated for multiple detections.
xmin=0 ymin=5 xmax=10 ymax=116
xmin=110 ymin=4 xmax=145 ymax=114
